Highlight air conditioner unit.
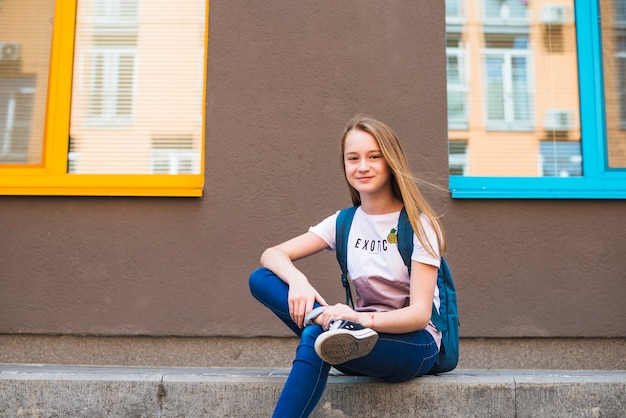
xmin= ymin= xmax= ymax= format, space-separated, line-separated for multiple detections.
xmin=544 ymin=109 xmax=572 ymax=131
xmin=0 ymin=42 xmax=20 ymax=61
xmin=540 ymin=4 xmax=568 ymax=25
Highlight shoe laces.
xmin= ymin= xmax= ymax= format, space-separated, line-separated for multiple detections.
xmin=327 ymin=319 xmax=346 ymax=331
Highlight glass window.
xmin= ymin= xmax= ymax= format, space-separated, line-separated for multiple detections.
xmin=446 ymin=0 xmax=626 ymax=198
xmin=603 ymin=0 xmax=626 ymax=169
xmin=447 ymin=35 xmax=468 ymax=130
xmin=0 ymin=0 xmax=207 ymax=196
xmin=0 ymin=78 xmax=36 ymax=163
xmin=69 ymin=0 xmax=204 ymax=176
xmin=449 ymin=140 xmax=469 ymax=175
xmin=0 ymin=0 xmax=54 ymax=165
xmin=484 ymin=35 xmax=533 ymax=131
xmin=450 ymin=0 xmax=578 ymax=179
xmin=85 ymin=47 xmax=136 ymax=123
xmin=150 ymin=136 xmax=199 ymax=175
xmin=446 ymin=0 xmax=463 ymax=22
xmin=484 ymin=0 xmax=530 ymax=22
xmin=540 ymin=141 xmax=582 ymax=177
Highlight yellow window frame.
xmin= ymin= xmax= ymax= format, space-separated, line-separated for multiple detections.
xmin=0 ymin=0 xmax=207 ymax=197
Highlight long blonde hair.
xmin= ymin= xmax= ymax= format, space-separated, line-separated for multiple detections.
xmin=340 ymin=115 xmax=446 ymax=258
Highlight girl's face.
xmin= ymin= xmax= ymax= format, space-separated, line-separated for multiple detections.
xmin=343 ymin=129 xmax=393 ymax=199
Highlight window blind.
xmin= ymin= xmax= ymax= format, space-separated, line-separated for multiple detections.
xmin=69 ymin=0 xmax=206 ymax=175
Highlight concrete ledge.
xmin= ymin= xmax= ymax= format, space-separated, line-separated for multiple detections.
xmin=1 ymin=365 xmax=625 ymax=417
xmin=1 ymin=335 xmax=625 ymax=370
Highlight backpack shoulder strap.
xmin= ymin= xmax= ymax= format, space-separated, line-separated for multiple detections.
xmin=335 ymin=206 xmax=359 ymax=307
xmin=397 ymin=207 xmax=413 ymax=274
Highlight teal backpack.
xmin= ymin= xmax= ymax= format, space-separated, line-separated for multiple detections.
xmin=335 ymin=206 xmax=459 ymax=374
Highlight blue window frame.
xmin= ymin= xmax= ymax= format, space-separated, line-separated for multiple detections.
xmin=450 ymin=1 xmax=626 ymax=199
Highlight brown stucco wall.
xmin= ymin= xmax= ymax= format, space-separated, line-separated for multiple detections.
xmin=1 ymin=1 xmax=625 ymax=339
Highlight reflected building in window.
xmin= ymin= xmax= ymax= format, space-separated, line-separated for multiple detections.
xmin=602 ymin=0 xmax=626 ymax=168
xmin=446 ymin=0 xmax=583 ymax=177
xmin=0 ymin=0 xmax=54 ymax=165
xmin=69 ymin=0 xmax=205 ymax=174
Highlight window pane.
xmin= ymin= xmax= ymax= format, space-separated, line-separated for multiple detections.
xmin=449 ymin=140 xmax=468 ymax=175
xmin=540 ymin=141 xmax=582 ymax=176
xmin=446 ymin=0 xmax=463 ymax=20
xmin=69 ymin=0 xmax=205 ymax=174
xmin=601 ymin=0 xmax=626 ymax=168
xmin=0 ymin=0 xmax=54 ymax=165
xmin=512 ymin=56 xmax=531 ymax=121
xmin=484 ymin=0 xmax=530 ymax=21
xmin=486 ymin=56 xmax=506 ymax=121
xmin=447 ymin=0 xmax=581 ymax=177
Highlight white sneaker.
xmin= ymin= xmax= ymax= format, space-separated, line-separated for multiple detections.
xmin=314 ymin=319 xmax=378 ymax=365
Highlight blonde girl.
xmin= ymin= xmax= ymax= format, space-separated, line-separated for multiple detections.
xmin=249 ymin=115 xmax=446 ymax=417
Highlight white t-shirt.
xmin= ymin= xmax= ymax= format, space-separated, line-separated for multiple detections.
xmin=309 ymin=207 xmax=442 ymax=347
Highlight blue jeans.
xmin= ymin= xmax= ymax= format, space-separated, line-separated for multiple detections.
xmin=249 ymin=267 xmax=438 ymax=418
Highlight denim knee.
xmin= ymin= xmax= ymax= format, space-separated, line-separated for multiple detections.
xmin=249 ymin=267 xmax=263 ymax=291
xmin=249 ymin=267 xmax=272 ymax=293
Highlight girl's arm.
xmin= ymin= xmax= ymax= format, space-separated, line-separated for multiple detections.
xmin=316 ymin=260 xmax=438 ymax=334
xmin=260 ymin=232 xmax=330 ymax=328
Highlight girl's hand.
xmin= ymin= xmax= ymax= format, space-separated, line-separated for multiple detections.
xmin=315 ymin=303 xmax=372 ymax=330
xmin=288 ymin=281 xmax=327 ymax=328
xmin=259 ymin=232 xmax=331 ymax=328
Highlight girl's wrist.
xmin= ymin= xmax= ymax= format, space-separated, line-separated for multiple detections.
xmin=366 ymin=312 xmax=375 ymax=329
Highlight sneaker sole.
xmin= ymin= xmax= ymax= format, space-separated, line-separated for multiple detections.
xmin=314 ymin=328 xmax=378 ymax=365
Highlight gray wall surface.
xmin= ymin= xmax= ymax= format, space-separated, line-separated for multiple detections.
xmin=1 ymin=1 xmax=625 ymax=338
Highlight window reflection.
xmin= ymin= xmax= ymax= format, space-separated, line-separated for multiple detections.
xmin=447 ymin=0 xmax=581 ymax=177
xmin=484 ymin=35 xmax=533 ymax=131
xmin=602 ymin=0 xmax=626 ymax=168
xmin=69 ymin=0 xmax=205 ymax=174
xmin=0 ymin=0 xmax=54 ymax=165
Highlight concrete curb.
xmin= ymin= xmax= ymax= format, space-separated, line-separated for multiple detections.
xmin=1 ymin=336 xmax=624 ymax=370
xmin=1 ymin=365 xmax=625 ymax=417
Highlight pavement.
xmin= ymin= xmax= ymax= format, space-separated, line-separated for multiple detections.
xmin=1 ymin=364 xmax=625 ymax=417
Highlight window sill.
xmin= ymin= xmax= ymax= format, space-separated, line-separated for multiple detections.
xmin=450 ymin=175 xmax=626 ymax=199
